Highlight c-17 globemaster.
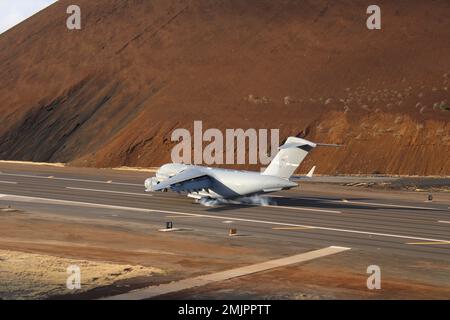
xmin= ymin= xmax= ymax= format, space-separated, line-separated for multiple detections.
xmin=145 ymin=137 xmax=340 ymax=203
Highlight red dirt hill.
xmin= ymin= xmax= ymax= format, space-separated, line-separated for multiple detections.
xmin=0 ymin=0 xmax=449 ymax=175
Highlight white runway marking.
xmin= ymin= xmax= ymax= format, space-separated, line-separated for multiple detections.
xmin=438 ymin=220 xmax=450 ymax=224
xmin=0 ymin=172 xmax=142 ymax=186
xmin=62 ymin=188 xmax=341 ymax=214
xmin=0 ymin=181 xmax=17 ymax=184
xmin=406 ymin=241 xmax=450 ymax=245
xmin=283 ymin=196 xmax=444 ymax=211
xmin=1 ymin=193 xmax=449 ymax=244
xmin=341 ymin=200 xmax=443 ymax=211
xmin=101 ymin=246 xmax=351 ymax=300
xmin=66 ymin=187 xmax=152 ymax=197
xmin=166 ymin=215 xmax=202 ymax=218
xmin=266 ymin=204 xmax=341 ymax=214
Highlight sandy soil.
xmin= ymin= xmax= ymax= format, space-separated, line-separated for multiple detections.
xmin=0 ymin=249 xmax=162 ymax=300
xmin=0 ymin=160 xmax=65 ymax=167
xmin=0 ymin=209 xmax=274 ymax=299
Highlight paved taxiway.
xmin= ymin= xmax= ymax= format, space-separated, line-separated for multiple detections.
xmin=0 ymin=163 xmax=449 ymax=263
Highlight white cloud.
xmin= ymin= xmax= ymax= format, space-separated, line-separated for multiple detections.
xmin=0 ymin=0 xmax=58 ymax=34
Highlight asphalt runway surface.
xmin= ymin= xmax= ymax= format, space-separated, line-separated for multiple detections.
xmin=0 ymin=163 xmax=449 ymax=263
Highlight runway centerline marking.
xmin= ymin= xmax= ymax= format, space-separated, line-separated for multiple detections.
xmin=1 ymin=193 xmax=450 ymax=244
xmin=0 ymin=181 xmax=18 ymax=184
xmin=282 ymin=196 xmax=445 ymax=211
xmin=0 ymin=172 xmax=142 ymax=187
xmin=406 ymin=241 xmax=450 ymax=245
xmin=101 ymin=246 xmax=351 ymax=300
xmin=272 ymin=226 xmax=313 ymax=231
xmin=265 ymin=204 xmax=341 ymax=214
xmin=66 ymin=187 xmax=152 ymax=197
xmin=341 ymin=200 xmax=444 ymax=211
xmin=207 ymin=198 xmax=342 ymax=214
xmin=165 ymin=215 xmax=202 ymax=218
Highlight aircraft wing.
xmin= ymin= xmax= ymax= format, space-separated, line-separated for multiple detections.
xmin=290 ymin=166 xmax=316 ymax=182
xmin=152 ymin=167 xmax=213 ymax=192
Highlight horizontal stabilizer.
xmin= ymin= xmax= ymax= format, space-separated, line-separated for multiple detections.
xmin=316 ymin=143 xmax=343 ymax=147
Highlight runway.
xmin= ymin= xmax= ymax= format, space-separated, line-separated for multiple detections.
xmin=0 ymin=163 xmax=450 ymax=262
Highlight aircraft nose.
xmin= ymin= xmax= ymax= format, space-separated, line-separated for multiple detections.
xmin=144 ymin=178 xmax=152 ymax=190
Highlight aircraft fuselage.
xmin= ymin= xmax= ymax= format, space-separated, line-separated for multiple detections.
xmin=146 ymin=163 xmax=297 ymax=199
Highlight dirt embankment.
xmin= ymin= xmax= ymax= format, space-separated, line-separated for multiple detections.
xmin=0 ymin=0 xmax=448 ymax=175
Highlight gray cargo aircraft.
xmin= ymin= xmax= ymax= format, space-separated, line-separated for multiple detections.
xmin=145 ymin=137 xmax=339 ymax=202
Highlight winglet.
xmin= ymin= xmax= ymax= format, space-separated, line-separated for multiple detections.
xmin=306 ymin=166 xmax=316 ymax=178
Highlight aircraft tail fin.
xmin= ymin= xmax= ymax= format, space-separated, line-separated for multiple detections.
xmin=306 ymin=166 xmax=316 ymax=178
xmin=262 ymin=137 xmax=340 ymax=179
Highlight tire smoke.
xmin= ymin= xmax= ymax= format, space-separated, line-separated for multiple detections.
xmin=198 ymin=195 xmax=275 ymax=207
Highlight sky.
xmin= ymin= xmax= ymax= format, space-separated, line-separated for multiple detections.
xmin=0 ymin=0 xmax=58 ymax=34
